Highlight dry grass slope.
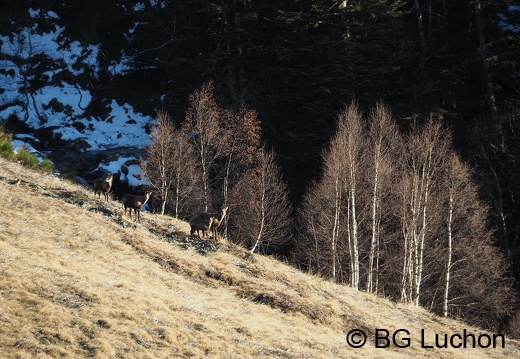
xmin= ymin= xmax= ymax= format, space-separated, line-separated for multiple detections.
xmin=0 ymin=157 xmax=519 ymax=358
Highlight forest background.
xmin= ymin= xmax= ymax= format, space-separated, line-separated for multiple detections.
xmin=2 ymin=0 xmax=520 ymax=338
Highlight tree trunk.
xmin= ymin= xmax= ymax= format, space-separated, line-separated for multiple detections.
xmin=349 ymin=177 xmax=360 ymax=290
xmin=175 ymin=174 xmax=180 ymax=218
xmin=161 ymin=190 xmax=167 ymax=215
xmin=200 ymin=140 xmax=209 ymax=212
xmin=444 ymin=187 xmax=454 ymax=317
xmin=368 ymin=150 xmax=380 ymax=293
xmin=413 ymin=0 xmax=427 ymax=68
xmin=222 ymin=149 xmax=235 ymax=239
xmin=331 ymin=176 xmax=341 ymax=282
xmin=250 ymin=165 xmax=266 ymax=254
xmin=415 ymin=181 xmax=429 ymax=306
xmin=473 ymin=0 xmax=498 ymax=122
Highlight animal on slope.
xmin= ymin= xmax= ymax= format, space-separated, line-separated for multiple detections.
xmin=189 ymin=206 xmax=228 ymax=241
xmin=93 ymin=173 xmax=114 ymax=201
xmin=189 ymin=214 xmax=215 ymax=239
xmin=122 ymin=192 xmax=152 ymax=222
xmin=210 ymin=206 xmax=228 ymax=240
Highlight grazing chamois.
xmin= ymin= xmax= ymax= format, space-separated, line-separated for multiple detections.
xmin=122 ymin=192 xmax=152 ymax=222
xmin=93 ymin=173 xmax=113 ymax=201
xmin=190 ymin=206 xmax=228 ymax=241
xmin=189 ymin=215 xmax=215 ymax=239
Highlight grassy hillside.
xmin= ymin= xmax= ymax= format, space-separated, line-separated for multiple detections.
xmin=0 ymin=158 xmax=519 ymax=359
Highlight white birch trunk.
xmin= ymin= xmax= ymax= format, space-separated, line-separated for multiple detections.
xmin=347 ymin=195 xmax=353 ymax=287
xmin=161 ymin=190 xmax=167 ymax=215
xmin=350 ymin=179 xmax=359 ymax=290
xmin=401 ymin=193 xmax=413 ymax=302
xmin=346 ymin=137 xmax=360 ymax=290
xmin=415 ymin=182 xmax=428 ymax=306
xmin=222 ymin=150 xmax=234 ymax=239
xmin=401 ymin=230 xmax=409 ymax=301
xmin=415 ymin=148 xmax=433 ymax=306
xmin=411 ymin=174 xmax=420 ymax=304
xmin=175 ymin=174 xmax=180 ymax=218
xmin=250 ymin=169 xmax=266 ymax=254
xmin=444 ymin=189 xmax=454 ymax=317
xmin=331 ymin=176 xmax=341 ymax=282
xmin=160 ymin=154 xmax=168 ymax=215
xmin=368 ymin=153 xmax=380 ymax=293
xmin=375 ymin=230 xmax=380 ymax=294
xmin=200 ymin=140 xmax=209 ymax=212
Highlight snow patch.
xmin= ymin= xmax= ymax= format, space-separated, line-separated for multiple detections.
xmin=0 ymin=8 xmax=155 ymax=151
xmin=0 ymin=8 xmax=156 ymax=187
xmin=96 ymin=156 xmax=150 ymax=187
xmin=499 ymin=5 xmax=520 ymax=33
xmin=12 ymin=139 xmax=48 ymax=163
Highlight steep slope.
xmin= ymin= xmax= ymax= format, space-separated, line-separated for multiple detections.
xmin=0 ymin=157 xmax=519 ymax=359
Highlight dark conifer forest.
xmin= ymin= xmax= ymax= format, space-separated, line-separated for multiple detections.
xmin=2 ymin=0 xmax=520 ymax=335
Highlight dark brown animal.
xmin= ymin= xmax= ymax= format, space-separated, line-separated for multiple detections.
xmin=122 ymin=192 xmax=152 ymax=222
xmin=190 ymin=206 xmax=228 ymax=240
xmin=189 ymin=215 xmax=215 ymax=239
xmin=93 ymin=173 xmax=113 ymax=201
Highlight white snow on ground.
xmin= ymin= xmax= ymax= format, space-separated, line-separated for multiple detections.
xmin=11 ymin=140 xmax=46 ymax=162
xmin=0 ymin=9 xmax=153 ymax=150
xmin=0 ymin=8 xmax=155 ymax=183
xmin=499 ymin=5 xmax=520 ymax=33
xmin=96 ymin=156 xmax=150 ymax=187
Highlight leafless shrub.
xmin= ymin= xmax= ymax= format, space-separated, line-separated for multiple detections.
xmin=183 ymin=81 xmax=224 ymax=211
xmin=141 ymin=111 xmax=200 ymax=217
xmin=232 ymin=149 xmax=293 ymax=254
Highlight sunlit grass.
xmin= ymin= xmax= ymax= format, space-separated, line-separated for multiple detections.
xmin=0 ymin=157 xmax=518 ymax=358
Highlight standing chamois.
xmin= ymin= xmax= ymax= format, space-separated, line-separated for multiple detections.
xmin=122 ymin=192 xmax=152 ymax=222
xmin=189 ymin=215 xmax=215 ymax=239
xmin=189 ymin=206 xmax=228 ymax=241
xmin=93 ymin=173 xmax=113 ymax=201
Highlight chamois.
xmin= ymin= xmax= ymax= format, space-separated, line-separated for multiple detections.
xmin=122 ymin=192 xmax=152 ymax=222
xmin=189 ymin=215 xmax=215 ymax=239
xmin=190 ymin=206 xmax=228 ymax=241
xmin=93 ymin=173 xmax=113 ymax=201
xmin=210 ymin=206 xmax=228 ymax=240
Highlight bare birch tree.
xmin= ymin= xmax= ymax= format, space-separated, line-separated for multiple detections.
xmin=400 ymin=118 xmax=450 ymax=305
xmin=296 ymin=103 xmax=517 ymax=332
xmin=296 ymin=138 xmax=346 ymax=281
xmin=141 ymin=111 xmax=177 ymax=215
xmin=141 ymin=110 xmax=200 ymax=217
xmin=170 ymin=126 xmax=201 ymax=218
xmin=413 ymin=149 xmax=517 ymax=332
xmin=221 ymin=105 xmax=261 ymax=203
xmin=220 ymin=105 xmax=262 ymax=237
xmin=366 ymin=102 xmax=402 ymax=294
xmin=298 ymin=101 xmax=365 ymax=287
xmin=326 ymin=133 xmax=347 ymax=282
xmin=296 ymin=180 xmax=328 ymax=274
xmin=338 ymin=102 xmax=365 ymax=290
xmin=184 ymin=81 xmax=224 ymax=211
xmin=443 ymin=153 xmax=464 ymax=317
xmin=233 ymin=148 xmax=292 ymax=254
